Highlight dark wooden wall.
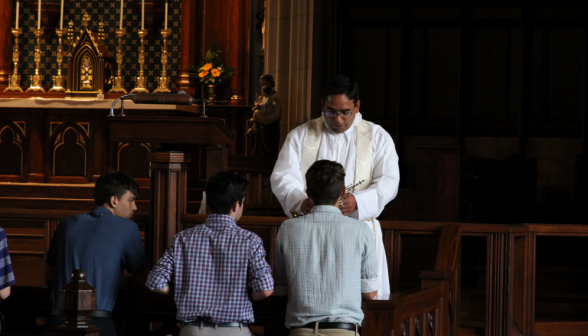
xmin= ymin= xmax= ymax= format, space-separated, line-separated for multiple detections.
xmin=176 ymin=0 xmax=251 ymax=103
xmin=319 ymin=4 xmax=588 ymax=218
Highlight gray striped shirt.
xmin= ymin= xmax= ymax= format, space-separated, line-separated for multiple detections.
xmin=274 ymin=205 xmax=379 ymax=328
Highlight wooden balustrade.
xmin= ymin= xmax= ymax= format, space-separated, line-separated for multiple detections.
xmin=0 ymin=209 xmax=587 ymax=335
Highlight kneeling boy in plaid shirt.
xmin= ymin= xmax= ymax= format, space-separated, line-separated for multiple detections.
xmin=147 ymin=172 xmax=274 ymax=336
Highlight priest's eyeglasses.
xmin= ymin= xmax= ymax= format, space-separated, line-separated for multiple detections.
xmin=324 ymin=110 xmax=353 ymax=118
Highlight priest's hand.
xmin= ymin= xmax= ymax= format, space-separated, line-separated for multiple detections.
xmin=340 ymin=194 xmax=358 ymax=216
xmin=301 ymin=198 xmax=315 ymax=214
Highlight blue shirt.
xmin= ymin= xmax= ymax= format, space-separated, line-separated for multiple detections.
xmin=273 ymin=205 xmax=379 ymax=328
xmin=47 ymin=206 xmax=148 ymax=311
xmin=0 ymin=228 xmax=15 ymax=295
xmin=146 ymin=214 xmax=274 ymax=323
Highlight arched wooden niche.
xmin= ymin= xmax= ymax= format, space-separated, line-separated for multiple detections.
xmin=117 ymin=142 xmax=151 ymax=178
xmin=51 ymin=123 xmax=89 ymax=177
xmin=0 ymin=124 xmax=24 ymax=175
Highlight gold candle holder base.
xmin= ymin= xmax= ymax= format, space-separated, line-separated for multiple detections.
xmin=108 ymin=29 xmax=127 ymax=94
xmin=109 ymin=76 xmax=127 ymax=93
xmin=5 ymin=28 xmax=24 ymax=92
xmin=130 ymin=29 xmax=149 ymax=93
xmin=5 ymin=75 xmax=24 ymax=92
xmin=154 ymin=77 xmax=170 ymax=93
xmin=130 ymin=81 xmax=149 ymax=93
xmin=26 ymin=74 xmax=45 ymax=92
xmin=48 ymin=75 xmax=65 ymax=92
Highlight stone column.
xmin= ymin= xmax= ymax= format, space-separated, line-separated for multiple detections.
xmin=265 ymin=0 xmax=315 ymax=145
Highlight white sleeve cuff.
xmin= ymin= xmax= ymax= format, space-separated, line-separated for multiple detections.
xmin=275 ymin=285 xmax=288 ymax=297
xmin=354 ymin=189 xmax=378 ymax=220
xmin=361 ymin=277 xmax=380 ymax=293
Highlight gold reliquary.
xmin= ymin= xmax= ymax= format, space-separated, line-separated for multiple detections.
xmin=66 ymin=14 xmax=115 ymax=96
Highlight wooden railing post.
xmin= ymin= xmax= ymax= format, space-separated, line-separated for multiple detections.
xmin=420 ymin=224 xmax=462 ymax=336
xmin=51 ymin=269 xmax=101 ymax=336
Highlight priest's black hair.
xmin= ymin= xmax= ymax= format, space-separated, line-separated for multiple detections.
xmin=322 ymin=75 xmax=360 ymax=105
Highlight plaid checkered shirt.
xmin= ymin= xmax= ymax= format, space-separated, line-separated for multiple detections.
xmin=146 ymin=214 xmax=274 ymax=323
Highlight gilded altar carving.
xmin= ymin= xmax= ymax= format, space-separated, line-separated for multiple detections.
xmin=65 ymin=13 xmax=115 ymax=95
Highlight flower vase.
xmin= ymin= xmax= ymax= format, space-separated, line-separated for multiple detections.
xmin=208 ymin=84 xmax=217 ymax=105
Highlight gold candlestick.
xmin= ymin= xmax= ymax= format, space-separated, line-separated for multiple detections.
xmin=130 ymin=29 xmax=149 ymax=93
xmin=108 ymin=29 xmax=127 ymax=93
xmin=4 ymin=28 xmax=24 ymax=92
xmin=154 ymin=29 xmax=171 ymax=93
xmin=49 ymin=29 xmax=66 ymax=92
xmin=26 ymin=28 xmax=45 ymax=92
xmin=67 ymin=20 xmax=74 ymax=53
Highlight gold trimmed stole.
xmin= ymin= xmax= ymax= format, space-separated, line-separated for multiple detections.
xmin=300 ymin=117 xmax=372 ymax=192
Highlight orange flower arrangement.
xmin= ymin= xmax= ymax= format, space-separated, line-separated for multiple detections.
xmin=187 ymin=41 xmax=234 ymax=84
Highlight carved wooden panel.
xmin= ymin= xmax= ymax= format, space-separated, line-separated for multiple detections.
xmin=50 ymin=122 xmax=90 ymax=177
xmin=0 ymin=122 xmax=25 ymax=176
xmin=399 ymin=233 xmax=440 ymax=291
xmin=468 ymin=26 xmax=521 ymax=122
xmin=117 ymin=142 xmax=151 ymax=178
xmin=529 ymin=27 xmax=584 ymax=123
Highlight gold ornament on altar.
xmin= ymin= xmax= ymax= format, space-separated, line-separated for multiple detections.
xmin=154 ymin=29 xmax=172 ymax=93
xmin=108 ymin=29 xmax=127 ymax=94
xmin=49 ymin=28 xmax=66 ymax=92
xmin=290 ymin=180 xmax=365 ymax=218
xmin=26 ymin=28 xmax=45 ymax=92
xmin=65 ymin=13 xmax=116 ymax=96
xmin=80 ymin=56 xmax=93 ymax=91
xmin=130 ymin=29 xmax=149 ymax=93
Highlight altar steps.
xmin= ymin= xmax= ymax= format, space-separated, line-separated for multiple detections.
xmin=0 ymin=154 xmax=283 ymax=216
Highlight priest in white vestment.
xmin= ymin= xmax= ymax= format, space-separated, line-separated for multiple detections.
xmin=270 ymin=76 xmax=400 ymax=300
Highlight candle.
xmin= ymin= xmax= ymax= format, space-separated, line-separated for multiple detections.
xmin=15 ymin=0 xmax=19 ymax=29
xmin=119 ymin=0 xmax=123 ymax=30
xmin=37 ymin=0 xmax=41 ymax=29
xmin=164 ymin=1 xmax=168 ymax=30
xmin=141 ymin=0 xmax=144 ymax=30
xmin=59 ymin=0 xmax=63 ymax=29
